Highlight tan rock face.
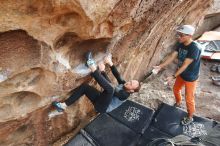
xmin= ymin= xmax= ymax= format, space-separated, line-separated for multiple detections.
xmin=0 ymin=0 xmax=213 ymax=145
xmin=209 ymin=0 xmax=220 ymax=14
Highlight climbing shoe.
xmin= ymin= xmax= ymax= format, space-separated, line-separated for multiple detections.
xmin=85 ymin=52 xmax=96 ymax=67
xmin=181 ymin=116 xmax=193 ymax=126
xmin=52 ymin=101 xmax=65 ymax=112
xmin=174 ymin=103 xmax=181 ymax=108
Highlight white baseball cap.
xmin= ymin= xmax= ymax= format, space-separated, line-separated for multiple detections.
xmin=176 ymin=25 xmax=195 ymax=35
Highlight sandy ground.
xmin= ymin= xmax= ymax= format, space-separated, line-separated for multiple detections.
xmin=53 ymin=59 xmax=220 ymax=145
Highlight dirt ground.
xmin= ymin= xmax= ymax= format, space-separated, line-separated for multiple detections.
xmin=130 ymin=59 xmax=220 ymax=121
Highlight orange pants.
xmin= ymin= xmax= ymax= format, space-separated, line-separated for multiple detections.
xmin=173 ymin=76 xmax=197 ymax=117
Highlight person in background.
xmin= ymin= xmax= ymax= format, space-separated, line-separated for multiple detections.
xmin=153 ymin=25 xmax=201 ymax=125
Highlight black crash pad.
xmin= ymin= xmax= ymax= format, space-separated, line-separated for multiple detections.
xmin=65 ymin=133 xmax=94 ymax=146
xmin=84 ymin=113 xmax=140 ymax=146
xmin=152 ymin=103 xmax=215 ymax=138
xmin=137 ymin=126 xmax=172 ymax=146
xmin=201 ymin=123 xmax=220 ymax=146
xmin=108 ymin=100 xmax=154 ymax=134
xmin=65 ymin=102 xmax=218 ymax=146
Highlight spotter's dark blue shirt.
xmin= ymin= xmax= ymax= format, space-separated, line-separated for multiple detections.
xmin=175 ymin=42 xmax=201 ymax=82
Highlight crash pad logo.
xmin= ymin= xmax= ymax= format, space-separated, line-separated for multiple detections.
xmin=183 ymin=122 xmax=207 ymax=138
xmin=124 ymin=106 xmax=141 ymax=122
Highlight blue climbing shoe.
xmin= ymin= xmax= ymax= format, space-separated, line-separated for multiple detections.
xmin=52 ymin=101 xmax=64 ymax=112
xmin=85 ymin=52 xmax=96 ymax=67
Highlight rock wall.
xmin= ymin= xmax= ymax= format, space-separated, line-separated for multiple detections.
xmin=0 ymin=0 xmax=213 ymax=145
xmin=209 ymin=0 xmax=220 ymax=14
xmin=195 ymin=0 xmax=220 ymax=38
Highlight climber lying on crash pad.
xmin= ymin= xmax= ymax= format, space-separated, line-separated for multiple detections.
xmin=52 ymin=52 xmax=141 ymax=113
